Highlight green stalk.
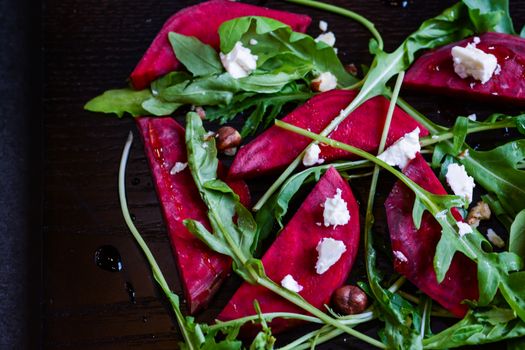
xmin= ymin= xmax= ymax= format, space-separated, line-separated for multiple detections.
xmin=118 ymin=132 xmax=196 ymax=350
xmin=284 ymin=0 xmax=384 ymax=50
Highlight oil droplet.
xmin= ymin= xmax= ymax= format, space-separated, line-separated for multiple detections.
xmin=94 ymin=245 xmax=123 ymax=272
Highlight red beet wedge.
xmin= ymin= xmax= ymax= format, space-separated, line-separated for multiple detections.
xmin=218 ymin=167 xmax=360 ymax=334
xmin=405 ymin=32 xmax=525 ymax=105
xmin=229 ymin=89 xmax=428 ymax=179
xmin=136 ymin=117 xmax=250 ymax=313
xmin=385 ymin=153 xmax=478 ymax=317
xmin=130 ymin=0 xmax=311 ymax=90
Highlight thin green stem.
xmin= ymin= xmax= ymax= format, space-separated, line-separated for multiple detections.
xmin=118 ymin=132 xmax=196 ymax=350
xmin=208 ymin=312 xmax=323 ymax=331
xmin=257 ymin=277 xmax=386 ymax=348
xmin=284 ymin=0 xmax=384 ymax=50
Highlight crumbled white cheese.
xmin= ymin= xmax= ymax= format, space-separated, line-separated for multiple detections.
xmin=323 ymin=188 xmax=350 ymax=228
xmin=495 ymin=64 xmax=502 ymax=75
xmin=315 ymin=238 xmax=347 ymax=274
xmin=472 ymin=36 xmax=481 ymax=45
xmin=457 ymin=222 xmax=473 ymax=237
xmin=281 ymin=274 xmax=303 ymax=292
xmin=319 ymin=20 xmax=328 ymax=32
xmin=377 ymin=128 xmax=421 ymax=169
xmin=312 ymin=72 xmax=338 ymax=92
xmin=302 ymin=144 xmax=324 ymax=166
xmin=467 ymin=113 xmax=477 ymax=121
xmin=445 ymin=163 xmax=475 ymax=204
xmin=170 ymin=162 xmax=187 ymax=175
xmin=393 ymin=250 xmax=408 ymax=263
xmin=486 ymin=228 xmax=505 ymax=248
xmin=220 ymin=41 xmax=258 ymax=79
xmin=451 ymin=44 xmax=498 ymax=84
xmin=249 ymin=38 xmax=258 ymax=45
xmin=315 ymin=32 xmax=336 ymax=46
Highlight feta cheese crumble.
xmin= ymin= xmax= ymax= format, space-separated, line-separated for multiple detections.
xmin=281 ymin=274 xmax=303 ymax=292
xmin=451 ymin=44 xmax=498 ymax=84
xmin=315 ymin=238 xmax=347 ymax=274
xmin=302 ymin=144 xmax=324 ymax=166
xmin=319 ymin=20 xmax=328 ymax=32
xmin=467 ymin=113 xmax=477 ymax=121
xmin=311 ymin=72 xmax=338 ymax=92
xmin=170 ymin=162 xmax=187 ymax=175
xmin=315 ymin=32 xmax=336 ymax=47
xmin=486 ymin=228 xmax=505 ymax=248
xmin=457 ymin=222 xmax=473 ymax=237
xmin=393 ymin=250 xmax=408 ymax=263
xmin=220 ymin=41 xmax=258 ymax=79
xmin=323 ymin=188 xmax=350 ymax=228
xmin=445 ymin=163 xmax=475 ymax=204
xmin=377 ymin=128 xmax=421 ymax=169
xmin=249 ymin=38 xmax=258 ymax=45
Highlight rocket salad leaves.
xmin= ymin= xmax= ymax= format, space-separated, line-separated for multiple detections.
xmin=88 ymin=0 xmax=525 ymax=348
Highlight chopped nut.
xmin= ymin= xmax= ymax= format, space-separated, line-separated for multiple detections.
xmin=216 ymin=126 xmax=241 ymax=153
xmin=331 ymin=285 xmax=368 ymax=315
xmin=345 ymin=63 xmax=358 ymax=76
xmin=466 ymin=201 xmax=491 ymax=227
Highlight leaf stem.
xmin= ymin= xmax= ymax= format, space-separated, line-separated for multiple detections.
xmin=118 ymin=132 xmax=196 ymax=350
xmin=284 ymin=0 xmax=384 ymax=50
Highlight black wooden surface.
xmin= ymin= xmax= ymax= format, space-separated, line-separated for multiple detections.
xmin=41 ymin=1 xmax=525 ymax=349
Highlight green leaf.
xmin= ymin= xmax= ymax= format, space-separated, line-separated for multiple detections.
xmin=168 ymin=32 xmax=223 ymax=77
xmin=452 ymin=117 xmax=469 ymax=155
xmin=463 ymin=0 xmax=516 ymax=34
xmin=84 ymin=88 xmax=151 ymax=117
xmin=412 ymin=197 xmax=426 ymax=230
xmin=206 ymin=84 xmax=312 ymax=137
xmin=218 ymin=16 xmax=356 ymax=87
xmin=517 ymin=116 xmax=525 ymax=135
xmin=461 ymin=140 xmax=525 ymax=216
xmin=510 ymin=210 xmax=525 ymax=258
xmin=424 ymin=308 xmax=525 ymax=348
xmin=142 ymin=97 xmax=181 ymax=116
xmin=184 ymin=112 xmax=258 ymax=279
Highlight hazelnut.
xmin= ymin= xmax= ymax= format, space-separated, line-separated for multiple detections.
xmin=467 ymin=201 xmax=491 ymax=227
xmin=331 ymin=285 xmax=368 ymax=315
xmin=216 ymin=126 xmax=241 ymax=153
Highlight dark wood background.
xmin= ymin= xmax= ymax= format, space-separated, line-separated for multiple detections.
xmin=40 ymin=0 xmax=525 ymax=349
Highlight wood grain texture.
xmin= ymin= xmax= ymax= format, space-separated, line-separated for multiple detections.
xmin=43 ymin=0 xmax=525 ymax=349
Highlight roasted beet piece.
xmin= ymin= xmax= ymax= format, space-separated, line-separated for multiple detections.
xmin=218 ymin=167 xmax=360 ymax=334
xmin=229 ymin=89 xmax=428 ymax=179
xmin=385 ymin=153 xmax=478 ymax=317
xmin=405 ymin=32 xmax=525 ymax=105
xmin=130 ymin=0 xmax=311 ymax=90
xmin=136 ymin=117 xmax=250 ymax=313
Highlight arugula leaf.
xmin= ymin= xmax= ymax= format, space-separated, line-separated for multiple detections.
xmin=218 ymin=16 xmax=356 ymax=87
xmin=84 ymin=88 xmax=151 ymax=117
xmin=206 ymin=83 xmax=312 ymax=137
xmin=249 ymin=301 xmax=276 ymax=350
xmin=463 ymin=0 xmax=516 ymax=34
xmin=184 ymin=112 xmax=258 ymax=277
xmin=169 ymin=33 xmax=223 ymax=77
xmin=461 ymin=140 xmax=525 ymax=217
xmin=142 ymin=97 xmax=181 ymax=116
xmin=510 ymin=210 xmax=525 ymax=258
xmin=423 ymin=307 xmax=525 ymax=349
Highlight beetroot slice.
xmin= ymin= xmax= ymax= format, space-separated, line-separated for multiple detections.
xmin=385 ymin=153 xmax=478 ymax=317
xmin=229 ymin=89 xmax=428 ymax=179
xmin=130 ymin=0 xmax=311 ymax=90
xmin=218 ymin=167 xmax=360 ymax=334
xmin=405 ymin=32 xmax=525 ymax=105
xmin=136 ymin=116 xmax=250 ymax=313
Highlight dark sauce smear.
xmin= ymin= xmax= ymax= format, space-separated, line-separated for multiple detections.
xmin=94 ymin=245 xmax=123 ymax=272
xmin=95 ymin=245 xmax=137 ymax=304
xmin=383 ymin=0 xmax=414 ymax=8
